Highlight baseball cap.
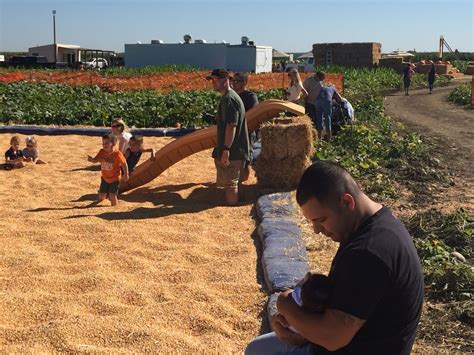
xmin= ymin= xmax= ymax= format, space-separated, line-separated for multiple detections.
xmin=206 ymin=68 xmax=230 ymax=80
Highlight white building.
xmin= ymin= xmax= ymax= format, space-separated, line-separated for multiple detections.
xmin=125 ymin=36 xmax=273 ymax=73
xmin=28 ymin=44 xmax=81 ymax=64
xmin=28 ymin=44 xmax=116 ymax=65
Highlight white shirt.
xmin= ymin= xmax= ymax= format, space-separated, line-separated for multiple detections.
xmin=287 ymin=287 xmax=304 ymax=334
xmin=341 ymin=98 xmax=355 ymax=120
xmin=287 ymin=82 xmax=305 ymax=101
xmin=118 ymin=131 xmax=132 ymax=155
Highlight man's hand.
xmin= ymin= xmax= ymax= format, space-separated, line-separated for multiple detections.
xmin=270 ymin=313 xmax=308 ymax=346
xmin=220 ymin=149 xmax=230 ymax=167
xmin=122 ymin=173 xmax=129 ymax=183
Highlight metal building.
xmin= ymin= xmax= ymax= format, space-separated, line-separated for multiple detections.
xmin=124 ymin=36 xmax=273 ymax=73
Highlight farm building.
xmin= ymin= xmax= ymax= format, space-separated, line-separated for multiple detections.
xmin=312 ymin=42 xmax=382 ymax=67
xmin=28 ymin=44 xmax=116 ymax=65
xmin=28 ymin=44 xmax=81 ymax=65
xmin=124 ymin=36 xmax=273 ymax=73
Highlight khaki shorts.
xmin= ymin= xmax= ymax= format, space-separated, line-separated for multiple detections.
xmin=214 ymin=159 xmax=245 ymax=188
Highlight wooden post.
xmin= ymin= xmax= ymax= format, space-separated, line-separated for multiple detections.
xmin=471 ymin=75 xmax=474 ymax=105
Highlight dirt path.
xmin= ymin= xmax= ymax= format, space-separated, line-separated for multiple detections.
xmin=384 ymin=77 xmax=474 ymax=205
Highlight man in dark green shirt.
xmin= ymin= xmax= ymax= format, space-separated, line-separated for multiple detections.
xmin=206 ymin=68 xmax=250 ymax=205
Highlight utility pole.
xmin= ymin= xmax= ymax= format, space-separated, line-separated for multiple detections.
xmin=438 ymin=35 xmax=444 ymax=61
xmin=52 ymin=10 xmax=57 ymax=63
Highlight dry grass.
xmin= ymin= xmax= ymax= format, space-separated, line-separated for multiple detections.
xmin=0 ymin=134 xmax=266 ymax=352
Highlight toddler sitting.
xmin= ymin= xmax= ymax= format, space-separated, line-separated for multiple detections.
xmin=23 ymin=136 xmax=46 ymax=164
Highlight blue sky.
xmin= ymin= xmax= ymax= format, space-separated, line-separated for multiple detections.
xmin=1 ymin=0 xmax=472 ymax=53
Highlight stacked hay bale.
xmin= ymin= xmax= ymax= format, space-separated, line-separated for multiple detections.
xmin=255 ymin=115 xmax=313 ymax=190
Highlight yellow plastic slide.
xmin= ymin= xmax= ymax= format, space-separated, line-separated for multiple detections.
xmin=119 ymin=100 xmax=305 ymax=192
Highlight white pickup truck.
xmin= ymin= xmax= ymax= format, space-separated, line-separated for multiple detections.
xmin=285 ymin=54 xmax=315 ymax=72
xmin=84 ymin=58 xmax=109 ymax=69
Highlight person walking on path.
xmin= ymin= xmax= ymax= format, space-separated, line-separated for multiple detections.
xmin=403 ymin=63 xmax=416 ymax=96
xmin=246 ymin=161 xmax=424 ymax=355
xmin=206 ymin=69 xmax=250 ymax=206
xmin=303 ymin=72 xmax=323 ymax=126
xmin=231 ymin=72 xmax=259 ymax=182
xmin=428 ymin=63 xmax=436 ymax=94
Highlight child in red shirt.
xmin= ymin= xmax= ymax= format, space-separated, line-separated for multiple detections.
xmin=88 ymin=132 xmax=129 ymax=206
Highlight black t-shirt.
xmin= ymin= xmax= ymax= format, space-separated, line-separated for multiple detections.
xmin=5 ymin=147 xmax=23 ymax=166
xmin=238 ymin=90 xmax=258 ymax=113
xmin=315 ymin=207 xmax=424 ymax=355
xmin=126 ymin=149 xmax=142 ymax=172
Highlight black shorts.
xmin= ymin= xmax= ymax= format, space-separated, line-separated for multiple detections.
xmin=99 ymin=178 xmax=120 ymax=194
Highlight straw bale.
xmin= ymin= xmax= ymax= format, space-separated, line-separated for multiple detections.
xmin=260 ymin=121 xmax=288 ymax=159
xmin=255 ymin=154 xmax=311 ymax=190
xmin=260 ymin=115 xmax=313 ymax=159
xmin=285 ymin=116 xmax=313 ymax=158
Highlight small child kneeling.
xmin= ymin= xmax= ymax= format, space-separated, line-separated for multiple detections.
xmin=87 ymin=132 xmax=129 ymax=206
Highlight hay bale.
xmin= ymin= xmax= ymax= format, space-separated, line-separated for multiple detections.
xmin=255 ymin=155 xmax=311 ymax=190
xmin=260 ymin=115 xmax=313 ymax=159
xmin=285 ymin=116 xmax=313 ymax=157
xmin=260 ymin=121 xmax=289 ymax=159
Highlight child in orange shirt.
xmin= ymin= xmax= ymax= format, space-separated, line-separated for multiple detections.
xmin=87 ymin=132 xmax=129 ymax=206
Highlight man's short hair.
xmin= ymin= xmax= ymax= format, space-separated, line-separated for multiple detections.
xmin=233 ymin=72 xmax=249 ymax=83
xmin=296 ymin=160 xmax=361 ymax=208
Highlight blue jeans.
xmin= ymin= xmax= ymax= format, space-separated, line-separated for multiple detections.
xmin=315 ymin=100 xmax=332 ymax=132
xmin=245 ymin=332 xmax=314 ymax=355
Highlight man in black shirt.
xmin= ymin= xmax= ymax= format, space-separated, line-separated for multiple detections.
xmin=231 ymin=72 xmax=259 ymax=182
xmin=232 ymin=72 xmax=259 ymax=113
xmin=246 ymin=161 xmax=423 ymax=354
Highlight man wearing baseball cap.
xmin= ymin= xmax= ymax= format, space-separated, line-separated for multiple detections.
xmin=206 ymin=68 xmax=250 ymax=205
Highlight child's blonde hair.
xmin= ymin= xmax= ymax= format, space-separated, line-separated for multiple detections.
xmin=288 ymin=69 xmax=302 ymax=86
xmin=25 ymin=136 xmax=38 ymax=148
xmin=10 ymin=136 xmax=20 ymax=145
xmin=111 ymin=117 xmax=128 ymax=133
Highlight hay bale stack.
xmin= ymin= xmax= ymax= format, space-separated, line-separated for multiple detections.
xmin=256 ymin=115 xmax=313 ymax=190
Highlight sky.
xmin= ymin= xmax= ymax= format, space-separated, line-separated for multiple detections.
xmin=1 ymin=0 xmax=473 ymax=54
